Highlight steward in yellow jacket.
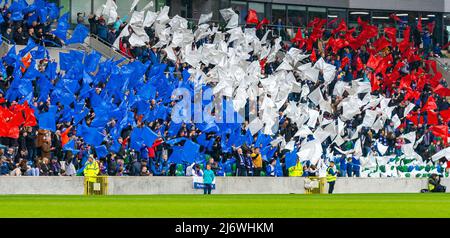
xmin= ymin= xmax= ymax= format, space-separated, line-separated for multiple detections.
xmin=84 ymin=156 xmax=99 ymax=182
xmin=288 ymin=159 xmax=303 ymax=177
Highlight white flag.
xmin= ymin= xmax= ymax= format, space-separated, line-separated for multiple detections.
xmin=199 ymin=12 xmax=213 ymax=25
xmin=130 ymin=0 xmax=140 ymax=12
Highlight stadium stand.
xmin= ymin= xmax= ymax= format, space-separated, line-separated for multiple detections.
xmin=0 ymin=0 xmax=449 ymax=180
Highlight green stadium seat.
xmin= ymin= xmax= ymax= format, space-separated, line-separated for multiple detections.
xmin=405 ymin=173 xmax=411 ymax=178
xmin=379 ymin=165 xmax=386 ymax=173
xmin=415 ymin=174 xmax=421 ymax=178
xmin=226 ymin=172 xmax=232 ymax=176
xmin=260 ymin=171 xmax=266 ymax=176
xmin=425 ymin=165 xmax=431 ymax=172
xmin=232 ymin=164 xmax=236 ymax=172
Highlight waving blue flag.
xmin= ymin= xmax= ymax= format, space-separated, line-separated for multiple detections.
xmin=38 ymin=110 xmax=56 ymax=132
xmin=95 ymin=145 xmax=108 ymax=159
xmin=63 ymin=140 xmax=76 ymax=151
xmin=83 ymin=127 xmax=105 ymax=146
xmin=19 ymin=38 xmax=37 ymax=57
xmin=52 ymin=12 xmax=70 ymax=41
xmin=285 ymin=149 xmax=299 ymax=169
xmin=84 ymin=50 xmax=101 ymax=73
xmin=66 ymin=24 xmax=89 ymax=45
xmin=168 ymin=146 xmax=184 ymax=164
xmin=182 ymin=140 xmax=200 ymax=164
xmin=30 ymin=45 xmax=48 ymax=59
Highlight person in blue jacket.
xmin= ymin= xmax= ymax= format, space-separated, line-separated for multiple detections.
xmin=339 ymin=155 xmax=347 ymax=177
xmin=352 ymin=156 xmax=361 ymax=177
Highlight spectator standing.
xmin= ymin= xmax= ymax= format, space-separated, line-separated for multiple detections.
xmin=203 ymin=164 xmax=215 ymax=195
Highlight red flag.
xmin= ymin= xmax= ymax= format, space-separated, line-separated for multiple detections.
xmin=427 ymin=21 xmax=435 ymax=34
xmin=366 ymin=54 xmax=381 ymax=70
xmin=384 ymin=27 xmax=397 ymax=47
xmin=356 ymin=56 xmax=364 ymax=71
xmin=441 ymin=109 xmax=450 ymax=123
xmin=422 ymin=96 xmax=438 ymax=112
xmin=259 ymin=58 xmax=267 ymax=72
xmin=310 ymin=49 xmax=317 ymax=63
xmin=428 ymin=110 xmax=439 ymax=125
xmin=340 ymin=56 xmax=350 ymax=69
xmin=374 ymin=36 xmax=391 ymax=51
xmin=327 ymin=17 xmax=339 ymax=27
xmin=357 ymin=16 xmax=368 ymax=27
xmin=256 ymin=17 xmax=269 ymax=29
xmin=390 ymin=13 xmax=403 ymax=23
xmin=332 ymin=20 xmax=347 ymax=35
xmin=442 ymin=41 xmax=450 ymax=50
xmin=246 ymin=9 xmax=259 ymax=25
xmin=430 ymin=125 xmax=449 ymax=145
xmin=434 ymin=84 xmax=450 ymax=97
xmin=417 ymin=17 xmax=422 ymax=32
xmin=291 ymin=28 xmax=304 ymax=47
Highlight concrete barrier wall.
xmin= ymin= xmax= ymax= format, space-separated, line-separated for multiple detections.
xmin=0 ymin=177 xmax=449 ymax=195
xmin=0 ymin=177 xmax=84 ymax=195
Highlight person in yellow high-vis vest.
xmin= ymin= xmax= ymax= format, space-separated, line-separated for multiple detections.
xmin=428 ymin=173 xmax=446 ymax=192
xmin=84 ymin=155 xmax=99 ymax=183
xmin=326 ymin=161 xmax=337 ymax=194
xmin=288 ymin=158 xmax=303 ymax=177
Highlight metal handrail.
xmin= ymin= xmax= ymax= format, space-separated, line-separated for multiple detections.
xmin=90 ymin=33 xmax=133 ymax=59
xmin=1 ymin=35 xmax=11 ymax=45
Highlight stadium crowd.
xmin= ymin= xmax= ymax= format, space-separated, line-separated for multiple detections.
xmin=0 ymin=0 xmax=449 ymax=178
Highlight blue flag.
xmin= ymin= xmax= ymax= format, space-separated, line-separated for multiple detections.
xmin=52 ymin=12 xmax=69 ymax=41
xmin=63 ymin=139 xmax=77 ymax=151
xmin=38 ymin=110 xmax=56 ymax=132
xmin=83 ymin=127 xmax=105 ymax=146
xmin=84 ymin=50 xmax=101 ymax=73
xmin=182 ymin=140 xmax=200 ymax=164
xmin=95 ymin=145 xmax=108 ymax=159
xmin=285 ymin=149 xmax=298 ymax=169
xmin=66 ymin=24 xmax=89 ymax=45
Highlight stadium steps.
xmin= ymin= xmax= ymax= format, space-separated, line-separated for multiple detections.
xmin=431 ymin=57 xmax=450 ymax=86
xmin=0 ymin=33 xmax=129 ymax=69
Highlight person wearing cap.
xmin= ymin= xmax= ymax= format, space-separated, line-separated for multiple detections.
xmin=326 ymin=161 xmax=338 ymax=194
xmin=428 ymin=173 xmax=446 ymax=193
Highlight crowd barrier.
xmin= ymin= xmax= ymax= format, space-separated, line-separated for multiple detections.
xmin=0 ymin=177 xmax=449 ymax=195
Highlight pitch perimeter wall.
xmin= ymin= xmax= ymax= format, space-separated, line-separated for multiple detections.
xmin=0 ymin=177 xmax=449 ymax=195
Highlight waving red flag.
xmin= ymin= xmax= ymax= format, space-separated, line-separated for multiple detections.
xmin=428 ymin=110 xmax=439 ymax=125
xmin=327 ymin=17 xmax=339 ymax=27
xmin=434 ymin=84 xmax=450 ymax=97
xmin=356 ymin=56 xmax=364 ymax=71
xmin=291 ymin=28 xmax=305 ymax=48
xmin=422 ymin=96 xmax=438 ymax=112
xmin=441 ymin=109 xmax=450 ymax=123
xmin=256 ymin=17 xmax=269 ymax=29
xmin=366 ymin=54 xmax=381 ymax=70
xmin=310 ymin=49 xmax=317 ymax=63
xmin=430 ymin=125 xmax=449 ymax=145
xmin=332 ymin=20 xmax=347 ymax=35
xmin=428 ymin=21 xmax=435 ymax=34
xmin=246 ymin=9 xmax=259 ymax=25
xmin=340 ymin=56 xmax=350 ymax=69
xmin=390 ymin=13 xmax=403 ymax=23
xmin=417 ymin=17 xmax=423 ymax=32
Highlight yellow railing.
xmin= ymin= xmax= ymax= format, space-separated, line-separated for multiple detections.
xmin=84 ymin=176 xmax=108 ymax=195
xmin=304 ymin=176 xmax=327 ymax=194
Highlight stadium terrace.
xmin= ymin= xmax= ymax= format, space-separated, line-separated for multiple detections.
xmin=0 ymin=0 xmax=448 ymax=181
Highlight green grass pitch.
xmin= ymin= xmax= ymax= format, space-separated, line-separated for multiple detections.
xmin=1 ymin=194 xmax=449 ymax=218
